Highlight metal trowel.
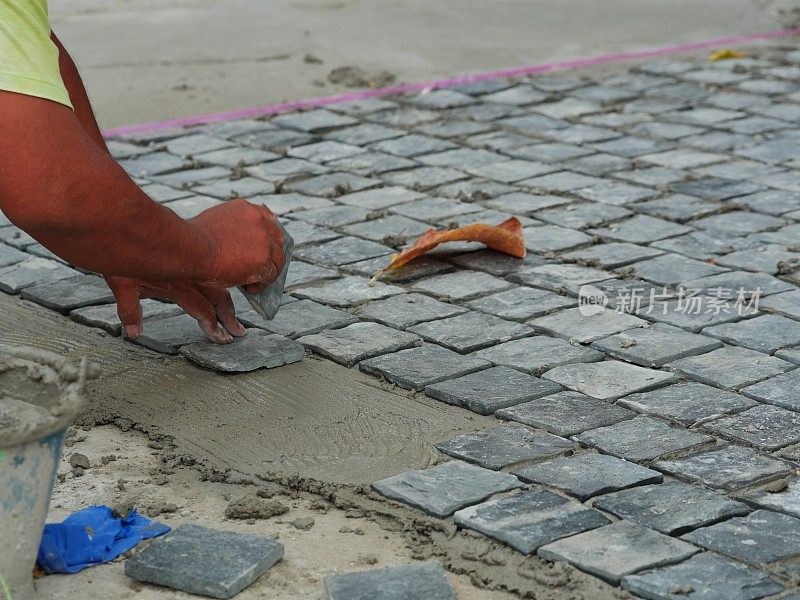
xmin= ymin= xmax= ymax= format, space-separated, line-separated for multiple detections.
xmin=238 ymin=219 xmax=294 ymax=320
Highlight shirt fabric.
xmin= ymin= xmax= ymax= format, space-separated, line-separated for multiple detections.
xmin=0 ymin=0 xmax=72 ymax=108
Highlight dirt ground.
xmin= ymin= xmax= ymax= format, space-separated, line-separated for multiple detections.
xmin=49 ymin=0 xmax=793 ymax=128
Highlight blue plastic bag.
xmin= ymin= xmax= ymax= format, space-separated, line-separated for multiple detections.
xmin=37 ymin=505 xmax=170 ymax=574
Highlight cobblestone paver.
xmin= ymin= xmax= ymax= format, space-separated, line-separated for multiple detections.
xmin=6 ymin=47 xmax=800 ymax=597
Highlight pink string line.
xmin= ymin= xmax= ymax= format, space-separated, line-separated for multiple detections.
xmin=102 ymin=27 xmax=800 ymax=138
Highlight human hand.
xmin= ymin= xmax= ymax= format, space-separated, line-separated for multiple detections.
xmin=191 ymin=199 xmax=285 ymax=293
xmin=105 ymin=275 xmax=246 ymax=343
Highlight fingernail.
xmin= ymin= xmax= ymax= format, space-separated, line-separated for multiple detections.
xmin=233 ymin=320 xmax=247 ymax=336
xmin=216 ymin=327 xmax=234 ymax=343
xmin=125 ymin=325 xmax=141 ymax=339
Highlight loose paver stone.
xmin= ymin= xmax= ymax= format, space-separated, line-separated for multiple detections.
xmin=323 ymin=560 xmax=455 ymax=600
xmin=618 ymin=382 xmax=757 ymax=425
xmin=180 ymin=330 xmax=305 ymax=372
xmin=667 ymin=346 xmax=795 ymax=390
xmin=475 ymin=336 xmax=604 ymax=375
xmin=124 ymin=524 xmax=283 ymax=599
xmin=591 ymin=323 xmax=722 ymax=367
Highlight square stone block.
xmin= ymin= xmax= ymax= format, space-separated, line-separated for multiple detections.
xmin=292 ymin=276 xmax=403 ymax=307
xmin=360 ymin=343 xmax=491 ymax=391
xmin=371 ymin=460 xmax=522 ymax=517
xmin=125 ymin=524 xmax=283 ymax=599
xmin=538 ymin=521 xmax=698 ymax=584
xmin=355 ymin=293 xmax=467 ymax=329
xmin=245 ymin=299 xmax=356 ymax=338
xmin=413 ymin=271 xmax=512 ymax=301
xmin=543 ymin=361 xmax=678 ymax=401
xmin=703 ymin=314 xmax=800 ymax=354
xmin=514 ymin=453 xmax=662 ymax=500
xmin=682 ymin=510 xmax=800 ymax=565
xmin=474 ymin=336 xmax=604 ymax=376
xmin=20 ymin=274 xmax=115 ymax=314
xmin=181 ymin=330 xmax=305 ymax=372
xmin=667 ymin=346 xmax=795 ymax=390
xmin=621 ymin=552 xmax=783 ymax=600
xmin=594 ymin=480 xmax=750 ymax=535
xmin=324 ymin=561 xmax=455 ymax=600
xmin=655 ymin=445 xmax=792 ymax=492
xmin=530 ymin=307 xmax=648 ymax=344
xmin=573 ymin=416 xmax=713 ymax=462
xmin=591 ymin=323 xmax=722 ymax=367
xmin=425 ymin=366 xmax=562 ymax=415
xmin=497 ymin=390 xmax=633 ymax=436
xmin=467 ymin=287 xmax=575 ymax=321
xmin=436 ymin=425 xmax=576 ymax=470
xmin=741 ymin=368 xmax=800 ymax=411
xmin=702 ymin=404 xmax=800 ymax=451
xmin=618 ymin=382 xmax=757 ymax=425
xmin=408 ymin=312 xmax=532 ymax=353
xmin=298 ymin=322 xmax=419 ymax=367
xmin=454 ymin=489 xmax=610 ymax=554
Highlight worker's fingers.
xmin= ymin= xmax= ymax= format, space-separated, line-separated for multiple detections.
xmin=106 ymin=277 xmax=144 ymax=338
xmin=199 ymin=285 xmax=246 ymax=337
xmin=169 ymin=283 xmax=233 ymax=344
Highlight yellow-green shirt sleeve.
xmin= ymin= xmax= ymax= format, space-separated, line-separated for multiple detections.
xmin=0 ymin=0 xmax=73 ymax=109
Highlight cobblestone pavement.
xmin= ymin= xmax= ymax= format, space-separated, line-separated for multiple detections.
xmin=5 ymin=46 xmax=800 ymax=598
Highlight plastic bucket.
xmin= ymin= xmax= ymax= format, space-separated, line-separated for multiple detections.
xmin=0 ymin=345 xmax=94 ymax=600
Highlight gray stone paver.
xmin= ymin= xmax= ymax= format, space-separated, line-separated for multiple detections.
xmin=702 ymin=404 xmax=800 ymax=451
xmin=682 ymin=509 xmax=800 ymax=565
xmin=497 ymin=391 xmax=633 ymax=436
xmin=538 ymin=520 xmax=699 ymax=584
xmin=467 ymin=286 xmax=574 ymax=321
xmin=574 ymin=416 xmax=713 ymax=462
xmin=667 ymin=346 xmax=796 ymax=390
xmin=543 ymin=361 xmax=678 ymax=400
xmin=514 ymin=453 xmax=662 ymax=500
xmin=454 ymin=488 xmax=610 ymax=554
xmin=360 ymin=343 xmax=490 ymax=391
xmin=20 ymin=274 xmax=114 ymax=314
xmin=71 ymin=299 xmax=182 ymax=336
xmin=655 ymin=445 xmax=792 ymax=492
xmin=436 ymin=425 xmax=576 ymax=470
xmin=324 ymin=561 xmax=456 ymax=600
xmin=354 ymin=292 xmax=467 ymax=329
xmin=298 ymin=322 xmax=419 ymax=367
xmin=408 ymin=311 xmax=532 ymax=353
xmin=530 ymin=307 xmax=648 ymax=344
xmin=703 ymin=314 xmax=800 ymax=354
xmin=594 ymin=481 xmax=750 ymax=535
xmin=474 ymin=336 xmax=604 ymax=375
xmin=621 ymin=552 xmax=784 ymax=600
xmin=125 ymin=524 xmax=283 ymax=599
xmin=618 ymin=382 xmax=757 ymax=425
xmin=180 ymin=330 xmax=305 ymax=372
xmin=425 ymin=366 xmax=562 ymax=415
xmin=371 ymin=460 xmax=522 ymax=517
xmin=591 ymin=323 xmax=723 ymax=367
xmin=12 ymin=48 xmax=800 ymax=596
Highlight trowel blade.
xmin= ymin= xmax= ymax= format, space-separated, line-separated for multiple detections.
xmin=238 ymin=218 xmax=294 ymax=320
